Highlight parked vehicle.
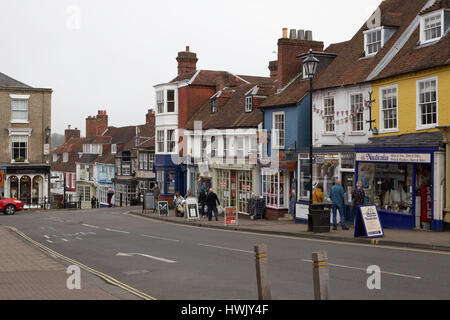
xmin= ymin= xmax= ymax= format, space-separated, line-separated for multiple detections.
xmin=0 ymin=197 xmax=24 ymax=215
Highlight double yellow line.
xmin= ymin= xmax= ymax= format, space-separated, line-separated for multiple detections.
xmin=6 ymin=226 xmax=156 ymax=300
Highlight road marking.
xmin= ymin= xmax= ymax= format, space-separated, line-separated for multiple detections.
xmin=44 ymin=235 xmax=50 ymax=239
xmin=61 ymin=238 xmax=69 ymax=242
xmin=141 ymin=234 xmax=180 ymax=242
xmin=104 ymin=228 xmax=130 ymax=234
xmin=75 ymin=237 xmax=83 ymax=240
xmin=123 ymin=213 xmax=450 ymax=256
xmin=116 ymin=252 xmax=176 ymax=263
xmin=301 ymin=259 xmax=422 ymax=279
xmin=6 ymin=226 xmax=156 ymax=300
xmin=82 ymin=224 xmax=101 ymax=229
xmin=46 ymin=240 xmax=53 ymax=243
xmin=197 ymin=243 xmax=253 ymax=254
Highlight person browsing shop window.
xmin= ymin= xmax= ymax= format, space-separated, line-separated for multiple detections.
xmin=330 ymin=180 xmax=349 ymax=231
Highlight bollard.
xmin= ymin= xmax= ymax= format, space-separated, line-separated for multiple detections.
xmin=312 ymin=251 xmax=329 ymax=300
xmin=254 ymin=243 xmax=271 ymax=300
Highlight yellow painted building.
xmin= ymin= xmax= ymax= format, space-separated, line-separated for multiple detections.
xmin=370 ymin=65 xmax=450 ymax=136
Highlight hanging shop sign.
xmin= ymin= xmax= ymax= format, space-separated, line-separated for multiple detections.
xmin=356 ymin=153 xmax=431 ymax=163
xmin=354 ymin=205 xmax=384 ymax=238
xmin=224 ymin=207 xmax=238 ymax=226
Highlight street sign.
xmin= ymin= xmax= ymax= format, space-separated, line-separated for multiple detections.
xmin=354 ymin=205 xmax=384 ymax=238
xmin=158 ymin=201 xmax=169 ymax=216
xmin=224 ymin=207 xmax=238 ymax=226
xmin=185 ymin=197 xmax=200 ymax=220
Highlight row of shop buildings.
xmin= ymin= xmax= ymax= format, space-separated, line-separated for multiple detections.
xmin=50 ymin=110 xmax=155 ymax=209
xmin=153 ymin=0 xmax=450 ymax=231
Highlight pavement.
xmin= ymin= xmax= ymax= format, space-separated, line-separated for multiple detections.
xmin=0 ymin=225 xmax=140 ymax=300
xmin=131 ymin=208 xmax=450 ymax=252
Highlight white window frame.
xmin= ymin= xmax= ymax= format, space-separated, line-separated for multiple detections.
xmin=11 ymin=135 xmax=28 ymax=163
xmin=416 ymin=76 xmax=438 ymax=130
xmin=167 ymin=89 xmax=175 ymax=113
xmin=272 ymin=111 xmax=285 ymax=150
xmin=363 ymin=27 xmax=384 ymax=57
xmin=167 ymin=129 xmax=176 ymax=153
xmin=420 ymin=10 xmax=444 ymax=44
xmin=10 ymin=95 xmax=30 ymax=123
xmin=350 ymin=93 xmax=364 ymax=132
xmin=156 ymin=90 xmax=164 ymax=114
xmin=379 ymin=84 xmax=399 ymax=133
xmin=157 ymin=130 xmax=165 ymax=153
xmin=245 ymin=96 xmax=253 ymax=112
xmin=111 ymin=144 xmax=117 ymax=154
xmin=324 ymin=97 xmax=335 ymax=133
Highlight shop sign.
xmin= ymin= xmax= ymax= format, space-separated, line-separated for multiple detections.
xmin=158 ymin=201 xmax=169 ymax=216
xmin=186 ymin=198 xmax=200 ymax=220
xmin=219 ymin=182 xmax=227 ymax=188
xmin=356 ymin=153 xmax=431 ymax=163
xmin=224 ymin=207 xmax=238 ymax=226
xmin=354 ymin=205 xmax=384 ymax=238
xmin=420 ymin=185 xmax=432 ymax=223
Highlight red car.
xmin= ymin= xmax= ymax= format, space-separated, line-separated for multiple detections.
xmin=0 ymin=196 xmax=24 ymax=215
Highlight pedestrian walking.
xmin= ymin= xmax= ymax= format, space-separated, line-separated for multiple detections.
xmin=206 ymin=188 xmax=220 ymax=221
xmin=330 ymin=179 xmax=349 ymax=230
xmin=152 ymin=183 xmax=161 ymax=213
xmin=198 ymin=187 xmax=207 ymax=218
xmin=351 ymin=181 xmax=365 ymax=218
xmin=91 ymin=196 xmax=96 ymax=209
xmin=312 ymin=182 xmax=324 ymax=204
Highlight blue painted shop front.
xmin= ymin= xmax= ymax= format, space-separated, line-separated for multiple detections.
xmin=355 ymin=146 xmax=443 ymax=232
xmin=154 ymin=154 xmax=187 ymax=197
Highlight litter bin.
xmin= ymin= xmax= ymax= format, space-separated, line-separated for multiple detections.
xmin=308 ymin=204 xmax=331 ymax=233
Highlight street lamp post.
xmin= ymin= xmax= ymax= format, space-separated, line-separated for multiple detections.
xmin=302 ymin=49 xmax=319 ymax=216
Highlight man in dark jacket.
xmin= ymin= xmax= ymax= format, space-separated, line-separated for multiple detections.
xmin=206 ymin=188 xmax=220 ymax=221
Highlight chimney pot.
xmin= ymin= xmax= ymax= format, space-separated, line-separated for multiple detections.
xmin=282 ymin=28 xmax=288 ymax=38
xmin=290 ymin=29 xmax=297 ymax=39
xmin=305 ymin=30 xmax=313 ymax=40
xmin=68 ymin=125 xmax=71 ymax=130
xmin=297 ymin=29 xmax=305 ymax=40
xmin=186 ymin=46 xmax=190 ymax=52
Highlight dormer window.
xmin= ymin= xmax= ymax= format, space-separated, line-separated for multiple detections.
xmin=420 ymin=10 xmax=444 ymax=44
xmin=363 ymin=26 xmax=396 ymax=57
xmin=245 ymin=96 xmax=253 ymax=112
xmin=211 ymin=98 xmax=218 ymax=114
xmin=365 ymin=29 xmax=382 ymax=55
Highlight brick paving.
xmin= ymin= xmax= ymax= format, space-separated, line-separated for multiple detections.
xmin=134 ymin=208 xmax=450 ymax=252
xmin=0 ymin=226 xmax=139 ymax=300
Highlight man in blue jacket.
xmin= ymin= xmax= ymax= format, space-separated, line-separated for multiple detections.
xmin=330 ymin=180 xmax=349 ymax=230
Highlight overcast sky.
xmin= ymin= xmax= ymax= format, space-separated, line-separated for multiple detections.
xmin=0 ymin=0 xmax=381 ymax=135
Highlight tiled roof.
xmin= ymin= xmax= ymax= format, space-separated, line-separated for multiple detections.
xmin=170 ymin=70 xmax=249 ymax=87
xmin=312 ymin=0 xmax=429 ymax=90
xmin=359 ymin=131 xmax=443 ymax=148
xmin=260 ymin=0 xmax=431 ymax=109
xmin=0 ymin=72 xmax=31 ymax=88
xmin=51 ymin=153 xmax=80 ymax=172
xmin=420 ymin=0 xmax=449 ymax=15
xmin=185 ymin=79 xmax=276 ymax=130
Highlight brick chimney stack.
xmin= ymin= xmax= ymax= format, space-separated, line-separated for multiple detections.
xmin=268 ymin=60 xmax=278 ymax=79
xmin=64 ymin=125 xmax=80 ymax=143
xmin=146 ymin=109 xmax=155 ymax=125
xmin=277 ymin=28 xmax=324 ymax=88
xmin=176 ymin=46 xmax=198 ymax=76
xmin=86 ymin=110 xmax=109 ymax=138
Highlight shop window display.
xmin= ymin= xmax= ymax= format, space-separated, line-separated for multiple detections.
xmin=298 ymin=154 xmax=339 ymax=201
xmin=358 ymin=163 xmax=413 ymax=214
xmin=262 ymin=171 xmax=286 ymax=208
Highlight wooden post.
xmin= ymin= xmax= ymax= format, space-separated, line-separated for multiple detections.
xmin=312 ymin=251 xmax=329 ymax=300
xmin=254 ymin=243 xmax=271 ymax=300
